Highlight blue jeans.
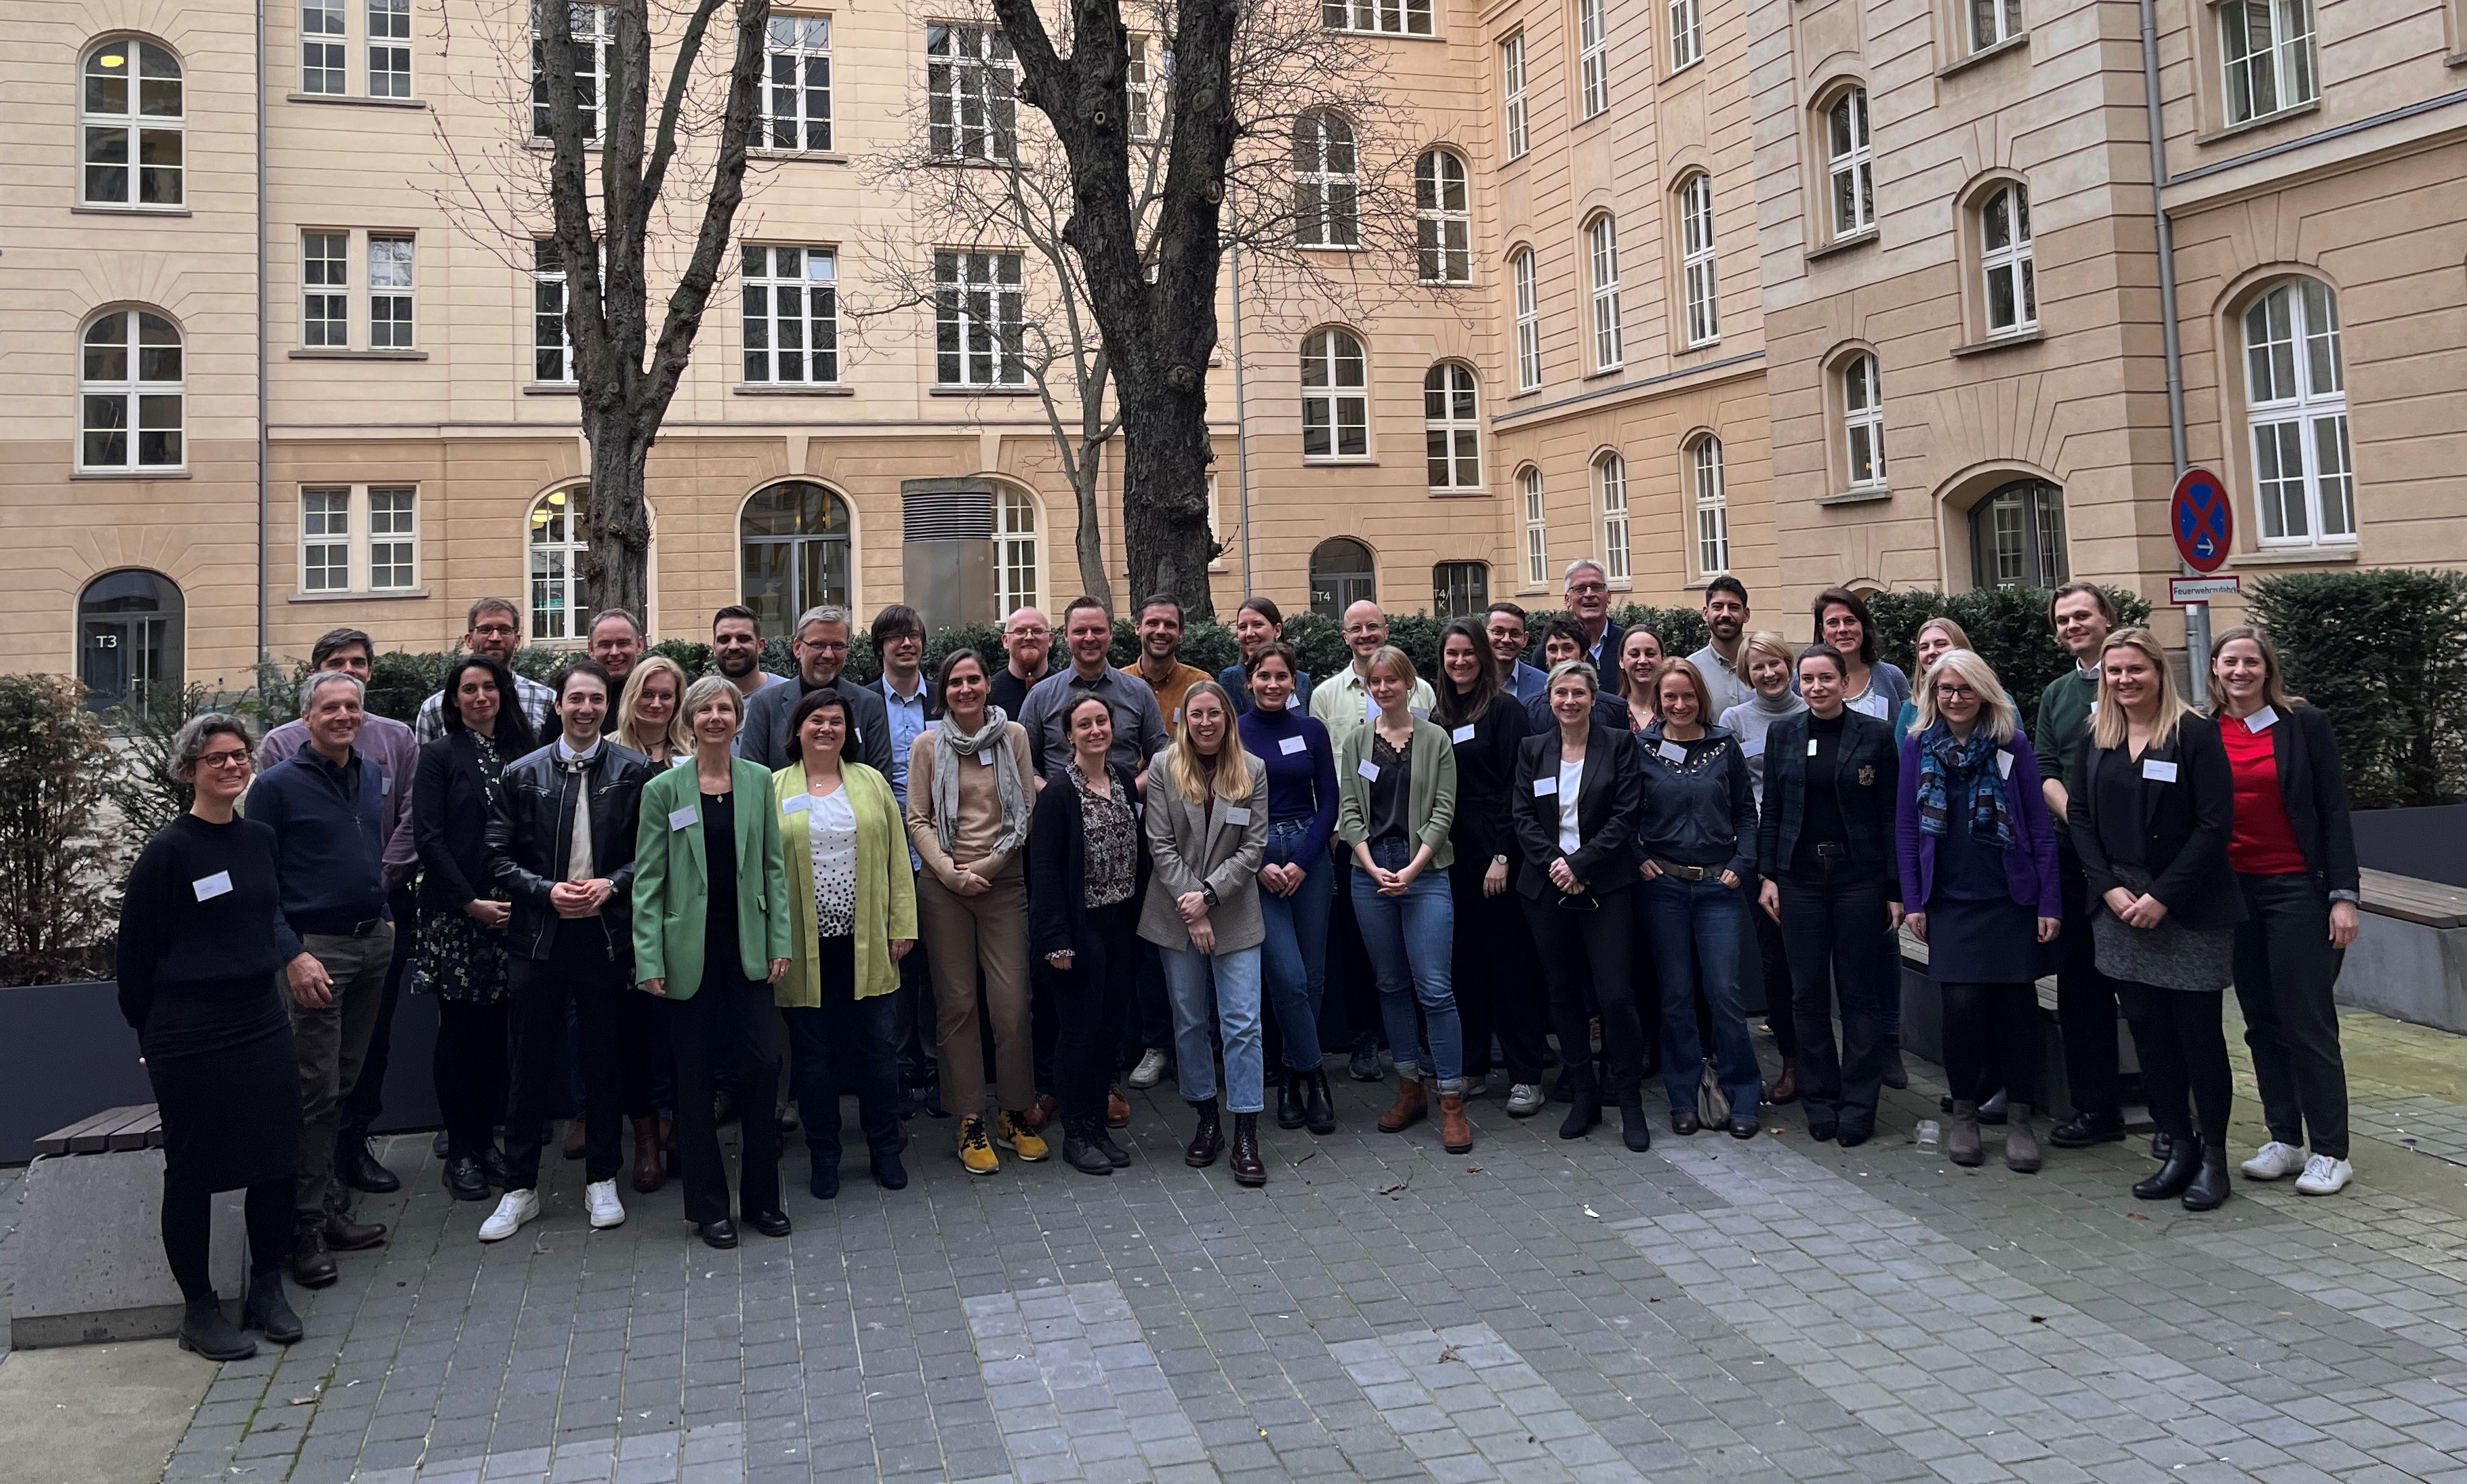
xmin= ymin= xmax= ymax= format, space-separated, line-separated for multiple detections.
xmin=1643 ymin=872 xmax=1761 ymax=1118
xmin=1349 ymin=838 xmax=1461 ymax=1091
xmin=1259 ymin=821 xmax=1331 ymax=1072
xmin=1161 ymin=944 xmax=1265 ymax=1113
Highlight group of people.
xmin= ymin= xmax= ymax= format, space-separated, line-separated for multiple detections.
xmin=117 ymin=567 xmax=2362 ymax=1363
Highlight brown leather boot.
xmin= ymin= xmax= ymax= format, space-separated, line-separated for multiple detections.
xmin=1377 ymin=1077 xmax=1427 ymax=1133
xmin=2004 ymin=1102 xmax=2043 ymax=1174
xmin=1230 ymin=1113 xmax=1265 ymax=1186
xmin=1439 ymin=1093 xmax=1473 ymax=1154
xmin=631 ymin=1116 xmax=665 ymax=1193
xmin=1767 ymin=1058 xmax=1799 ymax=1106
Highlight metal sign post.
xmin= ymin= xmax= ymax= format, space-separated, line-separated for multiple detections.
xmin=2168 ymin=468 xmax=2232 ymax=706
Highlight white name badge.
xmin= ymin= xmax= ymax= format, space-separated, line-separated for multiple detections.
xmin=1532 ymin=775 xmax=1559 ymax=797
xmin=671 ymin=756 xmax=693 ymax=770
xmin=2246 ymin=705 xmax=2279 ymax=733
xmin=1279 ymin=735 xmax=1307 ymax=756
xmin=2087 ymin=701 xmax=2099 ymax=717
xmin=1740 ymin=737 xmax=1764 ymax=759
xmin=1997 ymin=750 xmax=2014 ymax=779
xmin=192 ymin=871 xmax=234 ymax=903
xmin=668 ymin=805 xmax=699 ymax=831
xmin=1357 ymin=760 xmax=1381 ymax=783
xmin=978 ymin=748 xmax=996 ymax=766
xmin=1285 ymin=694 xmax=1302 ymax=711
xmin=1451 ymin=724 xmax=1477 ymax=744
xmin=783 ymin=793 xmax=813 ymax=814
xmin=1226 ymin=806 xmax=1253 ymax=825
xmin=1171 ymin=709 xmax=1179 ymax=725
xmin=380 ymin=775 xmax=391 ymax=796
xmin=1658 ymin=741 xmax=1690 ymax=765
xmin=1409 ymin=705 xmax=1431 ymax=721
xmin=1808 ymin=739 xmax=1821 ymax=756
xmin=2142 ymin=758 xmax=2179 ymax=783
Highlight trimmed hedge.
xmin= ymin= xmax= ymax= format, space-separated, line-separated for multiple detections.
xmin=2249 ymin=569 xmax=2467 ymax=808
xmin=1863 ymin=585 xmax=2150 ymax=730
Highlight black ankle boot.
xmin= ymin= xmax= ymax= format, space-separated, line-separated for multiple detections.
xmin=1559 ymin=1072 xmax=1601 ymax=1140
xmin=1276 ymin=1073 xmax=1307 ymax=1131
xmin=2134 ymin=1138 xmax=2202 ymax=1200
xmin=178 ymin=1295 xmax=256 ymax=1361
xmin=1303 ymin=1069 xmax=1337 ymax=1135
xmin=243 ymin=1269 xmax=303 ymax=1343
xmin=1619 ymin=1100 xmax=1653 ymax=1153
xmin=2181 ymin=1146 xmax=2232 ymax=1211
xmin=1185 ymin=1097 xmax=1222 ymax=1167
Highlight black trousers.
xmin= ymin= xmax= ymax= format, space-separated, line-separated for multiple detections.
xmin=1524 ymin=886 xmax=1644 ymax=1102
xmin=1941 ymin=981 xmax=2040 ymax=1109
xmin=162 ymin=1175 xmax=293 ymax=1300
xmin=783 ymin=934 xmax=903 ymax=1171
xmin=1328 ymin=853 xmax=1382 ymax=1052
xmin=1778 ymin=859 xmax=1889 ymax=1129
xmin=1058 ymin=900 xmax=1140 ymax=1132
xmin=339 ymin=880 xmax=420 ymax=1144
xmin=1745 ymin=871 xmax=1797 ymax=1060
xmin=2119 ymin=982 xmax=2230 ymax=1148
xmin=1454 ymin=865 xmax=1549 ymax=1084
xmin=504 ymin=923 xmax=630 ymax=1187
xmin=434 ymin=998 xmax=509 ymax=1160
xmin=2053 ymin=838 xmax=2122 ymax=1120
xmin=891 ymin=936 xmax=936 ymax=1095
xmin=2234 ymin=872 xmax=2350 ymax=1158
xmin=627 ymin=989 xmax=674 ymax=1117
xmin=669 ymin=968 xmax=787 ymax=1224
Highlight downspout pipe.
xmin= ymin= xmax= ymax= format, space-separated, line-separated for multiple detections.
xmin=255 ymin=0 xmax=270 ymax=670
xmin=1227 ymin=214 xmax=1254 ymax=596
xmin=2139 ymin=0 xmax=2207 ymax=702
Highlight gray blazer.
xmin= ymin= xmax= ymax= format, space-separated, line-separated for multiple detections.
xmin=735 ymin=674 xmax=893 ymax=777
xmin=1138 ymin=751 xmax=1270 ymax=955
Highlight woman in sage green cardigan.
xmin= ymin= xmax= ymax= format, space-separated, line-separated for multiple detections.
xmin=634 ymin=678 xmax=793 ymax=1248
xmin=771 ymin=686 xmax=918 ymax=1199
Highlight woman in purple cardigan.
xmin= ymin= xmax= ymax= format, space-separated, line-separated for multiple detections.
xmin=1895 ymin=649 xmax=2061 ymax=1172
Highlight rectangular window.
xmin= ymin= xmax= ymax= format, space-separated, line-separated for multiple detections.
xmin=1126 ymin=37 xmax=1156 ymax=140
xmin=1843 ymin=353 xmax=1886 ymax=488
xmin=1513 ymin=251 xmax=1541 ymax=392
xmin=934 ymin=249 xmax=1025 ymax=387
xmin=1680 ymin=175 xmax=1719 ymax=347
xmin=369 ymin=234 xmax=414 ymax=348
xmin=1588 ymin=216 xmax=1622 ymax=372
xmin=533 ymin=239 xmax=573 ymax=384
xmin=304 ymin=231 xmax=349 ymax=348
xmin=1670 ymin=0 xmax=1701 ymax=70
xmin=1981 ymin=184 xmax=2035 ymax=335
xmin=303 ymin=0 xmax=347 ymax=95
xmin=1578 ymin=0 xmax=1608 ymax=118
xmin=301 ymin=485 xmax=418 ymax=593
xmin=1827 ymin=89 xmax=1875 ymax=239
xmin=533 ymin=3 xmax=612 ymax=141
xmin=368 ymin=0 xmax=411 ymax=96
xmin=1971 ymin=0 xmax=2022 ymax=50
xmin=1322 ymin=0 xmax=1434 ymax=37
xmin=302 ymin=487 xmax=352 ymax=590
xmin=2220 ymin=0 xmax=2316 ymax=125
xmin=2245 ymin=280 xmax=2353 ymax=545
xmin=1501 ymin=35 xmax=1528 ymax=159
xmin=1522 ymin=468 xmax=1548 ymax=587
xmin=369 ymin=487 xmax=417 ymax=589
xmin=762 ymin=14 xmax=832 ymax=152
xmin=741 ymin=244 xmax=841 ymax=384
xmin=1598 ymin=457 xmax=1629 ymax=581
xmin=1433 ymin=562 xmax=1490 ymax=618
xmin=926 ymin=24 xmax=1017 ymax=163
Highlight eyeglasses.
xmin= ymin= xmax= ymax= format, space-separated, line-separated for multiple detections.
xmin=1567 ymin=581 xmax=1608 ymax=596
xmin=1006 ymin=625 xmax=1051 ymax=639
xmin=197 ymin=750 xmax=251 ymax=770
xmin=472 ymin=623 xmax=518 ymax=639
xmin=1934 ymin=684 xmax=1978 ymax=701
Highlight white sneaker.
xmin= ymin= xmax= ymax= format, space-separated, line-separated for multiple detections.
xmin=478 ymin=1189 xmax=539 ymax=1242
xmin=584 ymin=1178 xmax=626 ymax=1229
xmin=1506 ymin=1084 xmax=1546 ymax=1118
xmin=1128 ymin=1048 xmax=1170 ymax=1090
xmin=2241 ymin=1140 xmax=2306 ymax=1180
xmin=2294 ymin=1153 xmax=2353 ymax=1196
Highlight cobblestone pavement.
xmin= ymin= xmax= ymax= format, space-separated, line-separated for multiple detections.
xmin=18 ymin=1006 xmax=2467 ymax=1484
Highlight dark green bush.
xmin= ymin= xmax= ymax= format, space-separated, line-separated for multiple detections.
xmin=0 ymin=675 xmax=119 ymax=985
xmin=1864 ymin=586 xmax=2150 ymax=730
xmin=2248 ymin=569 xmax=2467 ymax=808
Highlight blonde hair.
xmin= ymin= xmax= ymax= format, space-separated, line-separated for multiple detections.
xmin=680 ymin=674 xmax=743 ymax=739
xmin=1364 ymin=644 xmax=1419 ymax=692
xmin=2089 ymin=628 xmax=2188 ymax=753
xmin=1738 ymin=630 xmax=1795 ymax=679
xmin=1913 ymin=617 xmax=1974 ymax=669
xmin=1650 ymin=657 xmax=1715 ymax=722
xmin=1163 ymin=680 xmax=1255 ymax=804
xmin=616 ymin=655 xmax=693 ymax=757
xmin=1908 ymin=648 xmax=2018 ymax=744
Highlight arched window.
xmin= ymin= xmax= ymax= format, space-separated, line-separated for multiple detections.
xmin=1521 ymin=468 xmax=1548 ymax=586
xmin=1301 ymin=328 xmax=1369 ymax=461
xmin=995 ymin=486 xmax=1038 ymax=613
xmin=1968 ymin=479 xmax=2071 ymax=588
xmin=2243 ymin=279 xmax=2353 ymax=545
xmin=1692 ymin=436 xmax=1730 ymax=575
xmin=1415 ymin=149 xmax=1471 ymax=284
xmin=1309 ymin=538 xmax=1375 ymax=619
xmin=1980 ymin=181 xmax=2035 ymax=335
xmin=1678 ymin=173 xmax=1719 ymax=347
xmin=1424 ymin=363 xmax=1481 ymax=492
xmin=1594 ymin=453 xmax=1629 ymax=581
xmin=79 ymin=569 xmax=184 ymax=712
xmin=82 ymin=39 xmax=183 ymax=207
xmin=528 ymin=487 xmax=592 ymax=642
xmin=1825 ymin=87 xmax=1873 ymax=239
xmin=1511 ymin=249 xmax=1541 ymax=391
xmin=1586 ymin=215 xmax=1622 ymax=372
xmin=80 ymin=309 xmax=183 ymax=472
xmin=741 ymin=481 xmax=853 ymax=636
xmin=1841 ymin=352 xmax=1885 ymax=489
xmin=1294 ymin=111 xmax=1359 ymax=249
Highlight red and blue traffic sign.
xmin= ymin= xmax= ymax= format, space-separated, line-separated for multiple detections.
xmin=2169 ymin=467 xmax=2232 ymax=574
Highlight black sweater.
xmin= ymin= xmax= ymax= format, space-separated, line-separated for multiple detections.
xmin=116 ymin=813 xmax=292 ymax=1053
xmin=1442 ymin=691 xmax=1532 ymax=870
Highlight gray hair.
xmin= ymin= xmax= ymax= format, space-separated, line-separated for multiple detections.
xmin=1562 ymin=559 xmax=1606 ymax=587
xmin=794 ymin=605 xmax=851 ymax=640
xmin=680 ymin=674 xmax=743 ymax=728
xmin=1545 ymin=658 xmax=1599 ymax=696
xmin=589 ymin=607 xmax=642 ymax=639
xmin=172 ymin=713 xmax=257 ymax=779
xmin=302 ymin=671 xmax=367 ymax=710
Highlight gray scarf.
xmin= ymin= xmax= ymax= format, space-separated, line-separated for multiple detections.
xmin=931 ymin=704 xmax=1031 ymax=861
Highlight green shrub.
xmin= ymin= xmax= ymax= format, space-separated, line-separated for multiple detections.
xmin=1863 ymin=586 xmax=2150 ymax=730
xmin=2248 ymin=569 xmax=2467 ymax=808
xmin=0 ymin=675 xmax=119 ymax=985
xmin=106 ymin=682 xmax=222 ymax=841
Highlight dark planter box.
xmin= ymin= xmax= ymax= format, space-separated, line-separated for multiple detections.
xmin=2352 ymin=803 xmax=2467 ymax=888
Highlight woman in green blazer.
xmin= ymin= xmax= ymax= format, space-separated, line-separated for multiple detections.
xmin=772 ymin=686 xmax=918 ymax=1199
xmin=633 ymin=678 xmax=793 ymax=1249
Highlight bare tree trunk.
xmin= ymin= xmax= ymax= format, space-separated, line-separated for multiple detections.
xmin=1072 ymin=439 xmax=1115 ymax=606
xmin=582 ymin=423 xmax=655 ymax=623
xmin=1119 ymin=383 xmax=1216 ymax=609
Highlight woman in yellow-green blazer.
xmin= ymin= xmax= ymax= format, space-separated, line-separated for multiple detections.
xmin=632 ymin=678 xmax=792 ymax=1249
xmin=772 ymin=684 xmax=918 ymax=1198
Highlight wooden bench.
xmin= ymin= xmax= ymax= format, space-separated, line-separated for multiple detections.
xmin=9 ymin=1103 xmax=244 ymax=1349
xmin=2344 ymin=869 xmax=2467 ymax=1033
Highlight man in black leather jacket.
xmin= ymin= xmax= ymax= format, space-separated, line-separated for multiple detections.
xmin=481 ymin=659 xmax=654 ymax=1241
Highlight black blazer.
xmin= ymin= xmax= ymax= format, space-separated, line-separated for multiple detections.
xmin=1754 ymin=707 xmax=1900 ymax=890
xmin=486 ymin=740 xmax=654 ymax=962
xmin=1442 ymin=691 xmax=1532 ymax=870
xmin=2069 ymin=712 xmax=2243 ymax=930
xmin=1511 ymin=722 xmax=1645 ymax=901
xmin=1027 ymin=760 xmax=1151 ymax=960
xmin=2250 ymin=703 xmax=2360 ymax=898
xmin=414 ymin=732 xmax=500 ymax=915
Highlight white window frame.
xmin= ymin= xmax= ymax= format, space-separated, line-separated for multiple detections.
xmin=1670 ymin=0 xmax=1702 ymax=70
xmin=933 ymin=249 xmax=1025 ymax=388
xmin=1971 ymin=0 xmax=2023 ymax=51
xmin=2220 ymin=0 xmax=2316 ymax=126
xmin=1826 ymin=87 xmax=1875 ymax=240
xmin=1577 ymin=0 xmax=1609 ymax=119
xmin=1842 ymin=352 xmax=1885 ymax=489
xmin=1980 ymin=182 xmax=2035 ymax=335
xmin=533 ymin=3 xmax=613 ymax=142
xmin=926 ymin=23 xmax=1017 ymax=163
xmin=1322 ymin=0 xmax=1433 ymax=39
xmin=1679 ymin=173 xmax=1719 ymax=348
xmin=302 ymin=488 xmax=352 ymax=592
xmin=303 ymin=231 xmax=350 ymax=348
xmin=1522 ymin=468 xmax=1549 ymax=587
xmin=369 ymin=234 xmax=415 ymax=348
xmin=1513 ymin=249 xmax=1541 ymax=392
xmin=1423 ymin=363 xmax=1482 ymax=493
xmin=1294 ymin=110 xmax=1360 ymax=249
xmin=741 ymin=243 xmax=841 ymax=385
xmin=760 ymin=14 xmax=834 ymax=153
xmin=1692 ymin=437 xmax=1730 ymax=575
xmin=1595 ymin=453 xmax=1630 ymax=581
xmin=996 ymin=487 xmax=1039 ymax=612
xmin=1587 ymin=215 xmax=1623 ymax=373
xmin=2243 ymin=279 xmax=2354 ymax=547
xmin=532 ymin=239 xmax=575 ymax=384
xmin=79 ymin=310 xmax=185 ymax=473
xmin=302 ymin=0 xmax=347 ymax=95
xmin=529 ymin=488 xmax=591 ymax=642
xmin=1501 ymin=35 xmax=1528 ymax=160
xmin=81 ymin=39 xmax=185 ymax=209
xmin=1415 ymin=150 xmax=1471 ymax=285
xmin=1301 ymin=328 xmax=1370 ymax=462
xmin=300 ymin=484 xmax=419 ymax=594
xmin=1126 ymin=36 xmax=1157 ymax=140
xmin=367 ymin=0 xmax=411 ymax=96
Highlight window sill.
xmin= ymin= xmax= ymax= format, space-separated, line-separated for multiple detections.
xmin=289 ymin=348 xmax=428 ymax=360
xmin=1326 ymin=27 xmax=1446 ymax=41
xmin=1417 ymin=278 xmax=1476 ymax=289
xmin=734 ymin=383 xmax=853 ymax=396
xmin=1304 ymin=458 xmax=1377 ymax=468
xmin=1666 ymin=56 xmax=1704 ymax=82
xmin=1583 ymin=365 xmax=1625 ymax=381
xmin=2195 ymin=99 xmax=2320 ymax=148
xmin=523 ymin=383 xmax=579 ymax=396
xmin=72 ymin=205 xmax=191 ymax=218
xmin=749 ymin=149 xmax=847 ymax=164
xmin=1951 ymin=327 xmax=2042 ymax=357
xmin=1807 ymin=230 xmax=1879 ymax=263
xmin=928 ymin=385 xmax=1036 ymax=397
xmin=1298 ymin=243 xmax=1366 ymax=253
xmin=1679 ymin=336 xmax=1721 ymax=354
xmin=2448 ymin=51 xmax=2467 ymax=69
xmin=1816 ymin=487 xmax=1891 ymax=506
xmin=73 ymin=468 xmax=190 ymax=480
xmin=285 ymin=91 xmax=428 ymax=109
xmin=2235 ymin=543 xmax=2360 ymax=566
xmin=1936 ymin=33 xmax=2026 ymax=80
xmin=1428 ymin=489 xmax=1488 ymax=499
xmin=289 ymin=588 xmax=430 ymax=602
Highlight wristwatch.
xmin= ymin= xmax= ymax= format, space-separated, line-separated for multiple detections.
xmin=1201 ymin=883 xmax=1220 ymax=909
xmin=1490 ymin=854 xmax=1509 ymax=867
